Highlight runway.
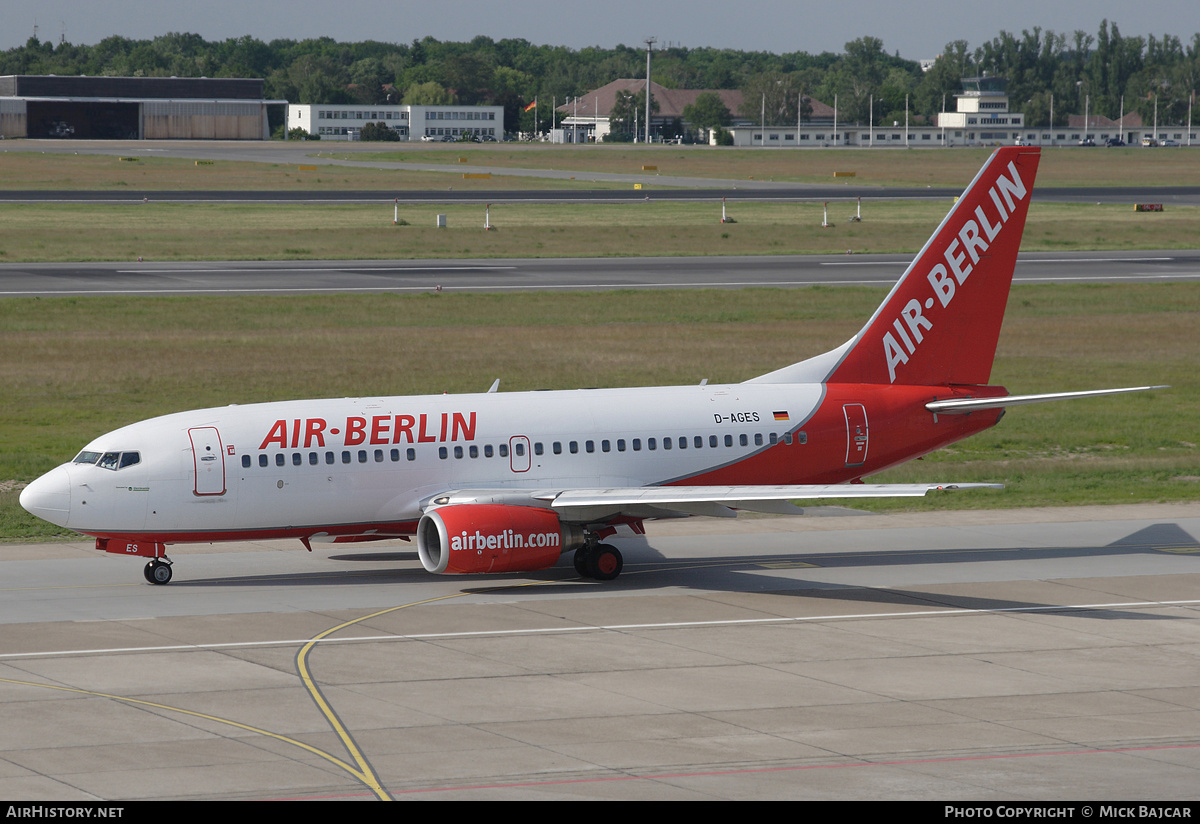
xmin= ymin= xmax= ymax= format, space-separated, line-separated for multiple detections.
xmin=3 ymin=250 xmax=1200 ymax=297
xmin=2 ymin=504 xmax=1198 ymax=800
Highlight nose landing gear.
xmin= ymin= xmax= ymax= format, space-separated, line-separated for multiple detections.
xmin=143 ymin=558 xmax=173 ymax=585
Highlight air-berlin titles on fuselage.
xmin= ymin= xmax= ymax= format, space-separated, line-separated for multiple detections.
xmin=882 ymin=159 xmax=1029 ymax=384
xmin=258 ymin=412 xmax=477 ymax=450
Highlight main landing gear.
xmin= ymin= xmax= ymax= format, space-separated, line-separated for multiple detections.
xmin=573 ymin=542 xmax=624 ymax=581
xmin=143 ymin=558 xmax=173 ymax=585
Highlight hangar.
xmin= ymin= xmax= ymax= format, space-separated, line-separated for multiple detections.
xmin=0 ymin=75 xmax=279 ymax=140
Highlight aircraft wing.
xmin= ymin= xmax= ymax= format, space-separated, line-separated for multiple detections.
xmin=426 ymin=483 xmax=1002 ymax=521
xmin=545 ymin=483 xmax=999 ymax=519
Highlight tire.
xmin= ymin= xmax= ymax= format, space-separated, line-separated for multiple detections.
xmin=573 ymin=546 xmax=593 ymax=578
xmin=150 ymin=560 xmax=173 ymax=585
xmin=587 ymin=544 xmax=623 ymax=581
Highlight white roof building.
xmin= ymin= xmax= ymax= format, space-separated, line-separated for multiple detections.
xmin=288 ymin=103 xmax=503 ymax=141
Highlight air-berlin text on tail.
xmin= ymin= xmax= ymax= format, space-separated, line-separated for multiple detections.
xmin=883 ymin=159 xmax=1029 ymax=383
xmin=258 ymin=412 xmax=477 ymax=450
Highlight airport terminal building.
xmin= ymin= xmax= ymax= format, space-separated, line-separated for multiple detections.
xmin=0 ymin=75 xmax=278 ymax=139
xmin=287 ymin=103 xmax=505 ymax=141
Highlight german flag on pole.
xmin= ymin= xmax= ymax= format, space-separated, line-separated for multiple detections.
xmin=523 ymin=100 xmax=537 ymax=112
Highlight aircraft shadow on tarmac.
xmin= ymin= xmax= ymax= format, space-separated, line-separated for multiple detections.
xmin=165 ymin=522 xmax=1199 ymax=621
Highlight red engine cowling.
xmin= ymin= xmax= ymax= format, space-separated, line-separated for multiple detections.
xmin=417 ymin=504 xmax=585 ymax=574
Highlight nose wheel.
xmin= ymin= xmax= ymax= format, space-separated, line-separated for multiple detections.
xmin=143 ymin=558 xmax=173 ymax=585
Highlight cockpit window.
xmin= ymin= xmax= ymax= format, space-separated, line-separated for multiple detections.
xmin=73 ymin=450 xmax=140 ymax=470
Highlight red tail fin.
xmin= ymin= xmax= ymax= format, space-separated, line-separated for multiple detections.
xmin=827 ymin=147 xmax=1041 ymax=387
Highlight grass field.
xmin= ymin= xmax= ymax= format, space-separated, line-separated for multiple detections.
xmin=0 ymin=148 xmax=625 ymax=192
xmin=3 ymin=145 xmax=1199 ymax=190
xmin=0 ymin=200 xmax=1196 ymax=262
xmin=333 ymin=144 xmax=1200 ymax=187
xmin=2 ymin=285 xmax=1196 ymax=538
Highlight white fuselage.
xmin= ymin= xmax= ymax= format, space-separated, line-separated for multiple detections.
xmin=28 ymin=381 xmax=828 ymax=541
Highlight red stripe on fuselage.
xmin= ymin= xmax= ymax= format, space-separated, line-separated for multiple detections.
xmin=81 ymin=520 xmax=420 ymax=546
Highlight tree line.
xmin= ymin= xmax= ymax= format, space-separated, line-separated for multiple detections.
xmin=3 ymin=22 xmax=1197 ymax=135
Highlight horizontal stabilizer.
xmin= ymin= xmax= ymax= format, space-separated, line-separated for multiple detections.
xmin=926 ymin=385 xmax=1167 ymax=414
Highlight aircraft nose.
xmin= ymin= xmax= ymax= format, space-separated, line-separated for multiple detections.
xmin=20 ymin=465 xmax=72 ymax=527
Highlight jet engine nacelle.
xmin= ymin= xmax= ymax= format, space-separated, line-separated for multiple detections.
xmin=416 ymin=504 xmax=585 ymax=574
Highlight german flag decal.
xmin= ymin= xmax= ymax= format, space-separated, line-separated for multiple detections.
xmin=773 ymin=411 xmax=789 ymax=421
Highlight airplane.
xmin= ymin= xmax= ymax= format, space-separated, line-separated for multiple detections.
xmin=20 ymin=146 xmax=1162 ymax=585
